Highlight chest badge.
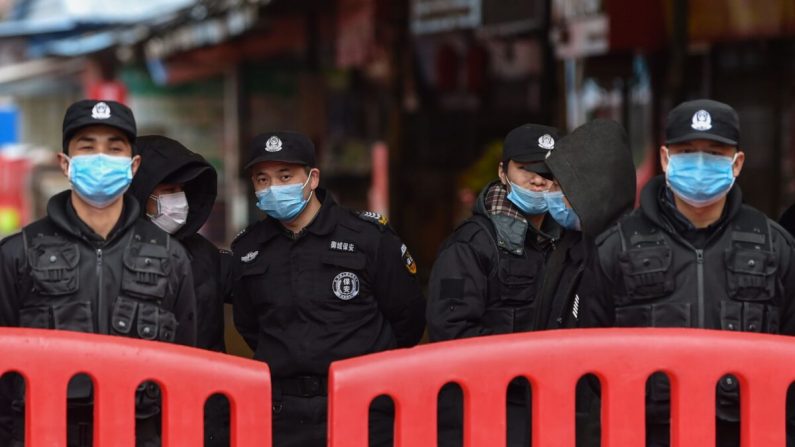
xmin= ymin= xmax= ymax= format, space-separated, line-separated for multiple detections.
xmin=330 ymin=240 xmax=356 ymax=253
xmin=241 ymin=251 xmax=259 ymax=263
xmin=332 ymin=272 xmax=360 ymax=300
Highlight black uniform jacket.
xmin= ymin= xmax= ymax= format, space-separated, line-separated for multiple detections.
xmin=231 ymin=189 xmax=425 ymax=378
xmin=582 ymin=176 xmax=795 ymax=333
xmin=581 ymin=176 xmax=795 ymax=423
xmin=128 ymin=135 xmax=225 ymax=352
xmin=0 ymin=191 xmax=197 ymax=345
xmin=428 ymin=119 xmax=636 ymax=339
xmin=427 ymin=180 xmax=567 ymax=340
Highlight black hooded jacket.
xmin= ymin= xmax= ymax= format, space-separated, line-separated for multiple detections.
xmin=128 ymin=135 xmax=226 ymax=352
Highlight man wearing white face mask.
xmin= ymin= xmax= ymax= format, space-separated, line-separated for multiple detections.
xmin=230 ymin=131 xmax=425 ymax=447
xmin=581 ymin=99 xmax=795 ymax=446
xmin=0 ymin=100 xmax=197 ymax=446
xmin=128 ymin=135 xmax=228 ymax=446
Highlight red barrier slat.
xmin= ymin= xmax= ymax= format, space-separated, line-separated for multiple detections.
xmin=0 ymin=328 xmax=271 ymax=447
xmin=328 ymin=328 xmax=795 ymax=447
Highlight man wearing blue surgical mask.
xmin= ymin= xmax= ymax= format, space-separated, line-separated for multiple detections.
xmin=428 ymin=124 xmax=585 ymax=447
xmin=581 ymin=99 xmax=795 ymax=446
xmin=230 ymin=131 xmax=425 ymax=447
xmin=0 ymin=99 xmax=197 ymax=447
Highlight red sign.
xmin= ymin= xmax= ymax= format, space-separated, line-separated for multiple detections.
xmin=87 ymin=81 xmax=128 ymax=104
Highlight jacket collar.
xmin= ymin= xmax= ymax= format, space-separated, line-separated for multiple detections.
xmin=256 ymin=188 xmax=336 ymax=243
xmin=47 ymin=190 xmax=140 ymax=243
xmin=640 ymin=175 xmax=743 ymax=233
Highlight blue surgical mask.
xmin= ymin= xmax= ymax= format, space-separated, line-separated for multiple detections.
xmin=506 ymin=181 xmax=548 ymax=215
xmin=665 ymin=149 xmax=737 ymax=207
xmin=68 ymin=154 xmax=133 ymax=208
xmin=255 ymin=174 xmax=313 ymax=221
xmin=545 ymin=190 xmax=581 ymax=231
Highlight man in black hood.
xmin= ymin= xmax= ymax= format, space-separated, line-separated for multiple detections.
xmin=128 ymin=135 xmax=228 ymax=446
xmin=427 ymin=120 xmax=636 ymax=446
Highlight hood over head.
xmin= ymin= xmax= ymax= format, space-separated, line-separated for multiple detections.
xmin=128 ymin=135 xmax=217 ymax=239
xmin=545 ymin=119 xmax=636 ymax=237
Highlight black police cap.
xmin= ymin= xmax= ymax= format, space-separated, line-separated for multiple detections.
xmin=502 ymin=123 xmax=560 ymax=175
xmin=665 ymin=99 xmax=740 ymax=146
xmin=62 ymin=99 xmax=136 ymax=152
xmin=245 ymin=131 xmax=316 ymax=170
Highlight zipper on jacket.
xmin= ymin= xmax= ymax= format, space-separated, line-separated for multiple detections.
xmin=696 ymin=249 xmax=704 ymax=328
xmin=96 ymin=249 xmax=107 ymax=334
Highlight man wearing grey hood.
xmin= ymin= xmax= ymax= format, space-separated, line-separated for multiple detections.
xmin=428 ymin=119 xmax=636 ymax=446
xmin=128 ymin=135 xmax=228 ymax=446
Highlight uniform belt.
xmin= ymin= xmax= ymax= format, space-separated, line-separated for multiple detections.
xmin=273 ymin=376 xmax=328 ymax=397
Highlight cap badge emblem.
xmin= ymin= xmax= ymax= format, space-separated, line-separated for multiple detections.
xmin=91 ymin=102 xmax=111 ymax=120
xmin=691 ymin=110 xmax=712 ymax=131
xmin=332 ymin=272 xmax=360 ymax=300
xmin=538 ymin=134 xmax=555 ymax=150
xmin=265 ymin=136 xmax=283 ymax=152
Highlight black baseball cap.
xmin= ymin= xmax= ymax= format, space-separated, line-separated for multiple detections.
xmin=503 ymin=124 xmax=559 ymax=174
xmin=62 ymin=99 xmax=137 ymax=152
xmin=665 ymin=99 xmax=740 ymax=146
xmin=245 ymin=131 xmax=316 ymax=170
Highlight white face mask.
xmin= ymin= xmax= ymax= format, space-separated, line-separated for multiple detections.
xmin=148 ymin=191 xmax=189 ymax=234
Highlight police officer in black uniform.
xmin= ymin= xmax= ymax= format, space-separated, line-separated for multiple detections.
xmin=0 ymin=99 xmax=197 ymax=446
xmin=231 ymin=131 xmax=426 ymax=447
xmin=128 ymin=135 xmax=229 ymax=446
xmin=581 ymin=99 xmax=795 ymax=446
xmin=429 ymin=121 xmax=636 ymax=447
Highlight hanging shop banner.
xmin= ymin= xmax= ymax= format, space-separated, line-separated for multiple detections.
xmin=411 ymin=0 xmax=481 ymax=35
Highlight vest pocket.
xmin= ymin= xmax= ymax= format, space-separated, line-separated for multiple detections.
xmin=617 ymin=246 xmax=674 ymax=300
xmin=27 ymin=243 xmax=80 ymax=296
xmin=720 ymin=300 xmax=778 ymax=333
xmin=724 ymin=248 xmax=777 ymax=301
xmin=20 ymin=301 xmax=94 ymax=332
xmin=111 ymin=296 xmax=178 ymax=342
xmin=615 ymin=303 xmax=691 ymax=328
xmin=121 ymin=245 xmax=170 ymax=300
xmin=19 ymin=305 xmax=51 ymax=328
xmin=496 ymin=255 xmax=539 ymax=304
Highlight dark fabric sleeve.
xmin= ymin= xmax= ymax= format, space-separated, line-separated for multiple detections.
xmin=775 ymin=226 xmax=795 ymax=336
xmin=371 ymin=230 xmax=426 ymax=348
xmin=0 ymin=235 xmax=22 ymax=327
xmin=577 ymin=229 xmax=619 ymax=328
xmin=426 ymin=229 xmax=494 ymax=341
xmin=230 ymin=252 xmax=260 ymax=352
xmin=170 ymin=241 xmax=198 ymax=347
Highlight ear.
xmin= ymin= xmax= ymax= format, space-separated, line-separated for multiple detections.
xmin=130 ymin=155 xmax=141 ymax=176
xmin=309 ymin=168 xmax=320 ymax=190
xmin=57 ymin=153 xmax=70 ymax=178
xmin=659 ymin=146 xmax=669 ymax=173
xmin=732 ymin=150 xmax=745 ymax=177
xmin=497 ymin=162 xmax=507 ymax=185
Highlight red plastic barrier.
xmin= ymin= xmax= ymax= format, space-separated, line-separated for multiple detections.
xmin=328 ymin=328 xmax=795 ymax=446
xmin=0 ymin=328 xmax=270 ymax=447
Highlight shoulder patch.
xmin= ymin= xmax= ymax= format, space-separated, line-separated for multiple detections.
xmin=400 ymin=243 xmax=417 ymax=275
xmin=356 ymin=211 xmax=389 ymax=231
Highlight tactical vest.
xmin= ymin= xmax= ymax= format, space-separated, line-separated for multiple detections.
xmin=611 ymin=206 xmax=780 ymax=422
xmin=458 ymin=215 xmax=545 ymax=333
xmin=612 ymin=206 xmax=780 ymax=333
xmin=21 ymin=218 xmax=179 ymax=343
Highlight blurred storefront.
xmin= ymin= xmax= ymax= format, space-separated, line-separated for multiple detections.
xmin=551 ymin=0 xmax=795 ymax=216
